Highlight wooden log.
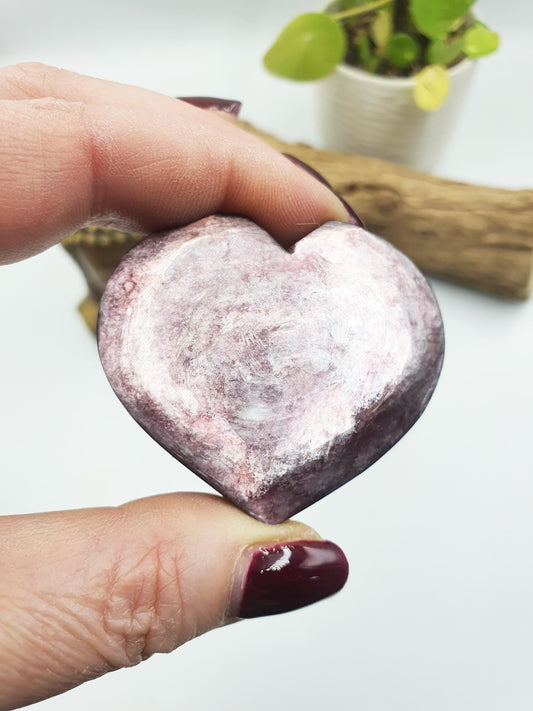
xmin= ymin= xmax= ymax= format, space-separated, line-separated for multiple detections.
xmin=240 ymin=122 xmax=533 ymax=299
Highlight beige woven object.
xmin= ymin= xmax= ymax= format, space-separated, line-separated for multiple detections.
xmin=62 ymin=227 xmax=142 ymax=331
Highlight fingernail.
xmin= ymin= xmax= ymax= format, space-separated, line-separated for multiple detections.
xmin=233 ymin=540 xmax=349 ymax=619
xmin=283 ymin=153 xmax=364 ymax=228
xmin=179 ymin=96 xmax=242 ymax=117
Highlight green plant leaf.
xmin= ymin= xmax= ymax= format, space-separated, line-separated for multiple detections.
xmin=371 ymin=8 xmax=392 ymax=50
xmin=410 ymin=0 xmax=474 ymax=40
xmin=357 ymin=34 xmax=380 ymax=72
xmin=386 ymin=33 xmax=420 ymax=68
xmin=413 ymin=65 xmax=450 ymax=111
xmin=426 ymin=37 xmax=464 ymax=66
xmin=463 ymin=23 xmax=500 ymax=58
xmin=264 ymin=13 xmax=347 ymax=81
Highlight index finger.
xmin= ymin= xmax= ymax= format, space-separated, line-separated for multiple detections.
xmin=0 ymin=63 xmax=352 ymax=264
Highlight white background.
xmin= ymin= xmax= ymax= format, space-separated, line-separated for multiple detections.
xmin=1 ymin=1 xmax=532 ymax=709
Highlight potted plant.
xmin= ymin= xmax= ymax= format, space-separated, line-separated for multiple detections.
xmin=264 ymin=0 xmax=499 ymax=171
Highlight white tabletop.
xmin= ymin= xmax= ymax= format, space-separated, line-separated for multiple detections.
xmin=1 ymin=1 xmax=532 ymax=709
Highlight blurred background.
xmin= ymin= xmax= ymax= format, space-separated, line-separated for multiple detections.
xmin=1 ymin=1 xmax=532 ymax=709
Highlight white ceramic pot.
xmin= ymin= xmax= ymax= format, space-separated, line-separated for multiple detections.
xmin=317 ymin=58 xmax=475 ymax=172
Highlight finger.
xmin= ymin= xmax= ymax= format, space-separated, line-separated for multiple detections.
xmin=0 ymin=493 xmax=348 ymax=709
xmin=0 ymin=63 xmax=353 ymax=264
xmin=0 ymin=63 xmax=242 ymax=119
xmin=0 ymin=62 xmax=182 ymax=108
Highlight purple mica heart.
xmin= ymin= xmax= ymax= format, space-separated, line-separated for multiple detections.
xmin=98 ymin=215 xmax=444 ymax=524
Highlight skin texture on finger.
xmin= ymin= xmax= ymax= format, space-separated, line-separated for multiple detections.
xmin=0 ymin=62 xmax=183 ymax=109
xmin=0 ymin=493 xmax=322 ymax=710
xmin=0 ymin=63 xmax=241 ymax=119
xmin=0 ymin=63 xmax=352 ymax=264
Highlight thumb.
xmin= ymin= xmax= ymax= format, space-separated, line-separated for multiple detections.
xmin=0 ymin=493 xmax=348 ymax=709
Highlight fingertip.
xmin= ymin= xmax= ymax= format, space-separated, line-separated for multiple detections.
xmin=231 ymin=539 xmax=349 ymax=619
xmin=282 ymin=153 xmax=364 ymax=231
xmin=219 ymin=143 xmax=360 ymax=248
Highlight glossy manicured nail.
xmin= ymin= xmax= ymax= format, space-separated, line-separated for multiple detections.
xmin=234 ymin=540 xmax=349 ymax=619
xmin=283 ymin=153 xmax=364 ymax=227
xmin=179 ymin=96 xmax=242 ymax=117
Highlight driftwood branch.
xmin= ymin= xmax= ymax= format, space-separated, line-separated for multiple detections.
xmin=240 ymin=122 xmax=533 ymax=299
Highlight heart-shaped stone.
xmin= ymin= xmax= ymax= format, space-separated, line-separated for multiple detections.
xmin=98 ymin=215 xmax=444 ymax=524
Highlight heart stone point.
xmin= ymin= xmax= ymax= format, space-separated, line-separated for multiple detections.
xmin=98 ymin=215 xmax=444 ymax=524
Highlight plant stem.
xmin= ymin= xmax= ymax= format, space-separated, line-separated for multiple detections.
xmin=392 ymin=0 xmax=411 ymax=34
xmin=329 ymin=0 xmax=393 ymax=22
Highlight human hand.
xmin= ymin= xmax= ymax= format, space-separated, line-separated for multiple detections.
xmin=0 ymin=63 xmax=351 ymax=709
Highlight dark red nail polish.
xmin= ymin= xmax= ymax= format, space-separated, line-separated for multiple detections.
xmin=179 ymin=96 xmax=242 ymax=117
xmin=238 ymin=540 xmax=349 ymax=618
xmin=283 ymin=153 xmax=364 ymax=228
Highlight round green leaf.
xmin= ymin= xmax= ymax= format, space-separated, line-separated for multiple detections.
xmin=426 ymin=37 xmax=464 ymax=66
xmin=463 ymin=23 xmax=500 ymax=58
xmin=386 ymin=33 xmax=420 ymax=69
xmin=410 ymin=0 xmax=474 ymax=40
xmin=263 ymin=13 xmax=347 ymax=81
xmin=413 ymin=65 xmax=450 ymax=111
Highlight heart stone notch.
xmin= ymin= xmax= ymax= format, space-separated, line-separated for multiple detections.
xmin=98 ymin=215 xmax=444 ymax=524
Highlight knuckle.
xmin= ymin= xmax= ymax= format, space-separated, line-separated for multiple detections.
xmin=0 ymin=61 xmax=60 ymax=97
xmin=0 ymin=62 xmax=88 ymax=128
xmin=98 ymin=533 xmax=187 ymax=668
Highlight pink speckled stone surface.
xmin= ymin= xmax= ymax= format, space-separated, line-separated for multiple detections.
xmin=98 ymin=215 xmax=444 ymax=524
